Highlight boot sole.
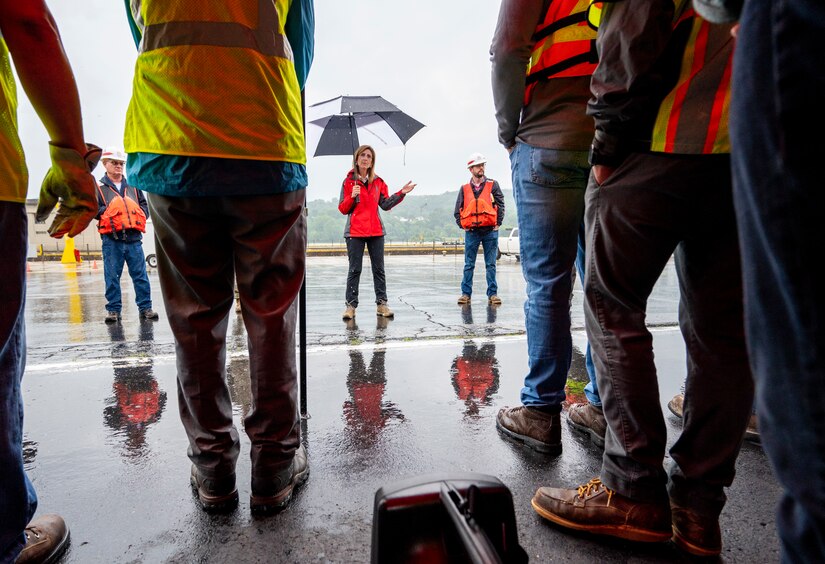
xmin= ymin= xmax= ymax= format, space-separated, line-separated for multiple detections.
xmin=496 ymin=420 xmax=561 ymax=455
xmin=532 ymin=498 xmax=672 ymax=543
xmin=672 ymin=528 xmax=722 ymax=557
xmin=566 ymin=417 xmax=606 ymax=449
xmin=250 ymin=465 xmax=310 ymax=515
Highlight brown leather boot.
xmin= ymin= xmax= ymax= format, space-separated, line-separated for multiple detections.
xmin=251 ymin=444 xmax=310 ymax=514
xmin=376 ymin=303 xmax=394 ymax=317
xmin=567 ymin=402 xmax=607 ymax=448
xmin=532 ymin=478 xmax=672 ymax=543
xmin=496 ymin=405 xmax=561 ymax=454
xmin=15 ymin=514 xmax=70 ymax=564
xmin=190 ymin=466 xmax=238 ymax=512
xmin=342 ymin=306 xmax=356 ymax=320
xmin=671 ymin=503 xmax=722 ymax=557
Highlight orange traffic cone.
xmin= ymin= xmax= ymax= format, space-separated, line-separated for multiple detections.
xmin=93 ymin=259 xmax=98 ymax=269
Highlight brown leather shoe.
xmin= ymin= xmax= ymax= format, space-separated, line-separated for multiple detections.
xmin=15 ymin=514 xmax=70 ymax=564
xmin=190 ymin=466 xmax=238 ymax=512
xmin=671 ymin=504 xmax=722 ymax=557
xmin=488 ymin=295 xmax=502 ymax=305
xmin=496 ymin=405 xmax=561 ymax=454
xmin=457 ymin=294 xmax=471 ymax=304
xmin=376 ymin=303 xmax=394 ymax=317
xmin=567 ymin=403 xmax=606 ymax=448
xmin=532 ymin=478 xmax=672 ymax=543
xmin=251 ymin=444 xmax=310 ymax=514
xmin=342 ymin=306 xmax=356 ymax=320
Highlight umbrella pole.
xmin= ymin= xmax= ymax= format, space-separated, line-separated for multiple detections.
xmin=300 ymin=90 xmax=308 ymax=419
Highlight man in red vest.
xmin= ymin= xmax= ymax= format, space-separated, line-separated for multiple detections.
xmin=454 ymin=153 xmax=505 ymax=305
xmin=530 ymin=1 xmax=752 ymax=557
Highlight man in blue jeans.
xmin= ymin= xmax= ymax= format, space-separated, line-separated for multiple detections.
xmin=695 ymin=0 xmax=825 ymax=560
xmin=96 ymin=147 xmax=158 ymax=324
xmin=0 ymin=2 xmax=100 ymax=561
xmin=490 ymin=0 xmax=605 ymax=454
xmin=454 ymin=153 xmax=505 ymax=306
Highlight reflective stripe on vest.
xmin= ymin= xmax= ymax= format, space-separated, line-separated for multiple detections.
xmin=524 ymin=0 xmax=601 ymax=105
xmin=460 ymin=181 xmax=497 ymax=229
xmin=650 ymin=6 xmax=733 ymax=154
xmin=125 ymin=0 xmax=304 ymax=163
xmin=97 ymin=184 xmax=147 ymax=235
xmin=0 ymin=34 xmax=28 ymax=204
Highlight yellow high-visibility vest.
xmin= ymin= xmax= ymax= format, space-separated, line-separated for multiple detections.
xmin=0 ymin=34 xmax=28 ymax=204
xmin=124 ymin=0 xmax=305 ymax=164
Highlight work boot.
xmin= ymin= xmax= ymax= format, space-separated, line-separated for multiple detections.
xmin=667 ymin=393 xmax=760 ymax=442
xmin=457 ymin=294 xmax=471 ymax=304
xmin=190 ymin=466 xmax=238 ymax=512
xmin=139 ymin=309 xmax=159 ymax=320
xmin=376 ymin=303 xmax=394 ymax=318
xmin=496 ymin=405 xmax=561 ymax=454
xmin=104 ymin=311 xmax=121 ymax=324
xmin=15 ymin=514 xmax=70 ymax=564
xmin=532 ymin=478 xmax=672 ymax=543
xmin=251 ymin=444 xmax=310 ymax=515
xmin=488 ymin=295 xmax=502 ymax=305
xmin=342 ymin=306 xmax=356 ymax=320
xmin=567 ymin=402 xmax=606 ymax=448
xmin=671 ymin=503 xmax=722 ymax=557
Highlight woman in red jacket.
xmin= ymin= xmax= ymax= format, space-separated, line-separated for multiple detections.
xmin=338 ymin=145 xmax=415 ymax=320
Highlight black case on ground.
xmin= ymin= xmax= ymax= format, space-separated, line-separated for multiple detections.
xmin=371 ymin=473 xmax=529 ymax=564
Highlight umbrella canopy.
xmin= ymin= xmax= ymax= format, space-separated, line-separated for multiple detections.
xmin=307 ymin=95 xmax=425 ymax=157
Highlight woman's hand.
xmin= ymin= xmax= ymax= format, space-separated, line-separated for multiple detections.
xmin=351 ymin=184 xmax=361 ymax=198
xmin=401 ymin=181 xmax=416 ymax=194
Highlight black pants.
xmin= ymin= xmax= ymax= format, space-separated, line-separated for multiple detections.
xmin=345 ymin=236 xmax=386 ymax=307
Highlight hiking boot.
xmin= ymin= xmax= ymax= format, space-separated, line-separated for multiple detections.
xmin=251 ymin=444 xmax=310 ymax=515
xmin=342 ymin=306 xmax=356 ymax=320
xmin=15 ymin=514 xmax=70 ymax=564
xmin=532 ymin=478 xmax=672 ymax=543
xmin=457 ymin=294 xmax=471 ymax=304
xmin=496 ymin=405 xmax=561 ymax=454
xmin=671 ymin=503 xmax=722 ymax=557
xmin=139 ymin=309 xmax=159 ymax=320
xmin=376 ymin=303 xmax=394 ymax=317
xmin=567 ymin=402 xmax=606 ymax=448
xmin=190 ymin=466 xmax=238 ymax=512
xmin=667 ymin=393 xmax=760 ymax=442
xmin=488 ymin=295 xmax=502 ymax=305
xmin=104 ymin=311 xmax=121 ymax=324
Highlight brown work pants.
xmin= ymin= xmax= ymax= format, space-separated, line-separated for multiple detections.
xmin=147 ymin=190 xmax=305 ymax=479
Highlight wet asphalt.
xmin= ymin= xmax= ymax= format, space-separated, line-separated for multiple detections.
xmin=21 ymin=255 xmax=781 ymax=563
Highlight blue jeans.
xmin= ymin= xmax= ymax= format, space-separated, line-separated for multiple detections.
xmin=102 ymin=237 xmax=153 ymax=313
xmin=0 ymin=203 xmax=37 ymax=563
xmin=510 ymin=143 xmax=593 ymax=409
xmin=461 ymin=229 xmax=498 ymax=298
xmin=732 ymin=1 xmax=825 ymax=560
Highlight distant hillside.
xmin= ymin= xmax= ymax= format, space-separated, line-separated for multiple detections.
xmin=306 ymin=190 xmax=517 ymax=244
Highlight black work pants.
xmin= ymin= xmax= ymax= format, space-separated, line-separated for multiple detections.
xmin=345 ymin=236 xmax=386 ymax=307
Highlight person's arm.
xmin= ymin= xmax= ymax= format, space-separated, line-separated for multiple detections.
xmin=0 ymin=0 xmax=100 ymax=238
xmin=338 ymin=175 xmax=357 ymax=215
xmin=285 ymin=0 xmax=315 ymax=90
xmin=96 ymin=182 xmax=106 ymax=219
xmin=454 ymin=190 xmax=464 ymax=228
xmin=378 ymin=179 xmax=407 ymax=210
xmin=587 ymin=0 xmax=676 ymax=175
xmin=136 ymin=187 xmax=149 ymax=218
xmin=490 ymin=0 xmax=546 ymax=149
xmin=492 ymin=181 xmax=505 ymax=228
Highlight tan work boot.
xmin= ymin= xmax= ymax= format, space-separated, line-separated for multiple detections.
xmin=15 ymin=514 xmax=70 ymax=564
xmin=567 ymin=402 xmax=607 ymax=448
xmin=457 ymin=294 xmax=471 ymax=304
xmin=488 ymin=295 xmax=502 ymax=305
xmin=532 ymin=478 xmax=672 ymax=543
xmin=342 ymin=306 xmax=356 ymax=320
xmin=667 ymin=393 xmax=759 ymax=442
xmin=496 ymin=405 xmax=561 ymax=454
xmin=376 ymin=303 xmax=394 ymax=317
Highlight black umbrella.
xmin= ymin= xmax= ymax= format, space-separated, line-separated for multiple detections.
xmin=307 ymin=95 xmax=425 ymax=157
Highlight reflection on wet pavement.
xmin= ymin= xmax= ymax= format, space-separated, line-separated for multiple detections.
xmin=450 ymin=341 xmax=500 ymax=417
xmin=343 ymin=350 xmax=405 ymax=445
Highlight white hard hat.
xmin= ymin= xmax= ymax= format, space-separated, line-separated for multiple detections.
xmin=101 ymin=146 xmax=127 ymax=162
xmin=466 ymin=152 xmax=487 ymax=168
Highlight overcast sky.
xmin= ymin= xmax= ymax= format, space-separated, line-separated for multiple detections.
xmin=17 ymin=0 xmax=509 ymax=202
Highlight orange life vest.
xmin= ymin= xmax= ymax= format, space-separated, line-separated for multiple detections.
xmin=524 ymin=0 xmax=602 ymax=105
xmin=460 ymin=181 xmax=498 ymax=229
xmin=97 ymin=183 xmax=147 ymax=235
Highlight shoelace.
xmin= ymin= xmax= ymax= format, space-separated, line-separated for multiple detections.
xmin=577 ymin=478 xmax=614 ymax=504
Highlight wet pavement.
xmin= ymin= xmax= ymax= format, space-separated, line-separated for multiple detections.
xmin=21 ymin=256 xmax=780 ymax=563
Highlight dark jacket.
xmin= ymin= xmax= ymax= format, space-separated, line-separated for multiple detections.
xmin=454 ymin=178 xmax=505 ymax=232
xmin=96 ymin=174 xmax=149 ymax=243
xmin=338 ymin=170 xmax=405 ymax=238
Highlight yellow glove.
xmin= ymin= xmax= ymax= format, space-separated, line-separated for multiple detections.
xmin=35 ymin=143 xmax=102 ymax=239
